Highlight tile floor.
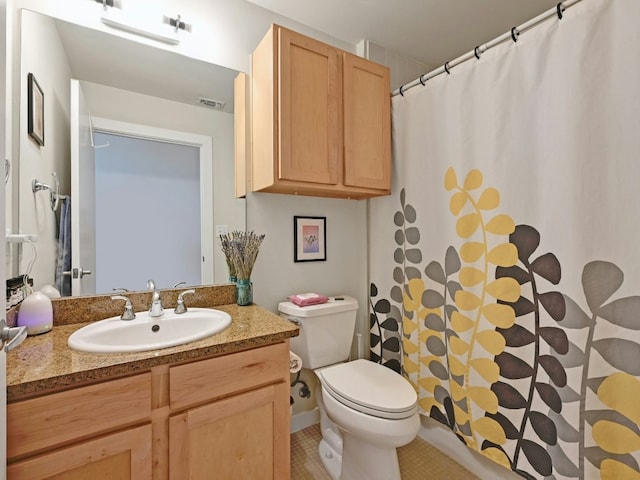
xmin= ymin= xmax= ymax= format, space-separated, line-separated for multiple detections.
xmin=290 ymin=424 xmax=480 ymax=479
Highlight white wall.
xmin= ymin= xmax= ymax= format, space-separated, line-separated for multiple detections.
xmin=247 ymin=193 xmax=369 ymax=349
xmin=18 ymin=10 xmax=72 ymax=287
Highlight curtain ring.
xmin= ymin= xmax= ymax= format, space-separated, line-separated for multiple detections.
xmin=419 ymin=74 xmax=426 ymax=86
xmin=474 ymin=46 xmax=482 ymax=60
xmin=557 ymin=3 xmax=565 ymax=19
xmin=444 ymin=62 xmax=451 ymax=75
xmin=511 ymin=27 xmax=520 ymax=42
xmin=399 ymin=84 xmax=405 ymax=97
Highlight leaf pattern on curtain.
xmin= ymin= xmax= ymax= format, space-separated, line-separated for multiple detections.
xmin=369 ymin=168 xmax=640 ymax=479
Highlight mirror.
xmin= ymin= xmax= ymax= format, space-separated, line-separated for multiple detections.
xmin=9 ymin=9 xmax=246 ymax=297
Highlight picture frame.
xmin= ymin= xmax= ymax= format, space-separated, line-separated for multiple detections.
xmin=27 ymin=73 xmax=44 ymax=146
xmin=294 ymin=216 xmax=326 ymax=262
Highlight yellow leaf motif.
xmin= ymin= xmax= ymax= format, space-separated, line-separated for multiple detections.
xmin=419 ymin=398 xmax=441 ymax=414
xmin=451 ymin=311 xmax=475 ymax=332
xmin=449 ymin=336 xmax=470 ymax=355
xmin=467 ymin=386 xmax=499 ymax=413
xmin=463 ymin=170 xmax=483 ymax=190
xmin=421 ymin=355 xmax=439 ymax=367
xmin=445 ymin=167 xmax=458 ymax=191
xmin=470 ymin=358 xmax=501 ymax=383
xmin=592 ymin=420 xmax=640 ymax=455
xmin=453 ymin=403 xmax=470 ymax=425
xmin=418 ymin=377 xmax=441 ymax=394
xmin=598 ymin=372 xmax=640 ymax=425
xmin=460 ymin=242 xmax=486 ymax=262
xmin=487 ymin=243 xmax=518 ymax=267
xmin=403 ymin=338 xmax=419 ymax=355
xmin=476 ymin=187 xmax=500 ymax=211
xmin=600 ymin=459 xmax=640 ymax=480
xmin=450 ymin=192 xmax=468 ymax=216
xmin=403 ymin=316 xmax=419 ymax=335
xmin=450 ymin=379 xmax=466 ymax=402
xmin=459 ymin=267 xmax=486 ymax=287
xmin=482 ymin=447 xmax=512 ymax=470
xmin=404 ymin=356 xmax=419 ymax=375
xmin=418 ymin=331 xmax=433 ymax=346
xmin=482 ymin=304 xmax=516 ymax=329
xmin=476 ymin=330 xmax=507 ymax=355
xmin=449 ymin=355 xmax=467 ymax=377
xmin=403 ymin=278 xmax=425 ymax=311
xmin=486 ymin=278 xmax=521 ymax=303
xmin=456 ymin=213 xmax=482 ymax=238
xmin=485 ymin=214 xmax=516 ymax=236
xmin=455 ymin=290 xmax=482 ymax=311
xmin=473 ymin=417 xmax=507 ymax=445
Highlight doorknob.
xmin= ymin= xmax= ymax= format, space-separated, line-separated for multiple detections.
xmin=63 ymin=267 xmax=93 ymax=278
xmin=0 ymin=319 xmax=28 ymax=352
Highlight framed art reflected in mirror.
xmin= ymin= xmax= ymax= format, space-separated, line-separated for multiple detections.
xmin=27 ymin=72 xmax=44 ymax=146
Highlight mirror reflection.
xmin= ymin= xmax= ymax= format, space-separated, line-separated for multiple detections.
xmin=9 ymin=9 xmax=246 ymax=297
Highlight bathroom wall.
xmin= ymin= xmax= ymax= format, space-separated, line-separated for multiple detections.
xmin=17 ymin=10 xmax=73 ymax=287
xmin=246 ymin=193 xmax=368 ymax=337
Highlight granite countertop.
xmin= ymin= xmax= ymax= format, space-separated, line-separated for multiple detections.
xmin=6 ymin=302 xmax=299 ymax=402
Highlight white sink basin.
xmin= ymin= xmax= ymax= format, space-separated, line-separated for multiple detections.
xmin=67 ymin=308 xmax=232 ymax=353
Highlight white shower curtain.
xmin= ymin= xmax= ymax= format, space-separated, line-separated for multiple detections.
xmin=369 ymin=1 xmax=640 ymax=478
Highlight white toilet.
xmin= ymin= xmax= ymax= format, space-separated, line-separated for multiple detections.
xmin=279 ymin=296 xmax=420 ymax=480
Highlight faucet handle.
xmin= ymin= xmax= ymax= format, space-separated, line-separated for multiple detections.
xmin=111 ymin=295 xmax=136 ymax=320
xmin=174 ymin=289 xmax=196 ymax=314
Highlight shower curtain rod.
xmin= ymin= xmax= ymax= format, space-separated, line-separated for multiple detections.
xmin=392 ymin=0 xmax=583 ymax=97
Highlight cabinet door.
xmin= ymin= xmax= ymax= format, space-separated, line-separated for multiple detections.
xmin=7 ymin=425 xmax=152 ymax=480
xmin=278 ymin=27 xmax=340 ymax=185
xmin=169 ymin=382 xmax=290 ymax=480
xmin=343 ymin=53 xmax=391 ymax=191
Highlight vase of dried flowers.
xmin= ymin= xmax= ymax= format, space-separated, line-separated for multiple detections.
xmin=219 ymin=231 xmax=265 ymax=306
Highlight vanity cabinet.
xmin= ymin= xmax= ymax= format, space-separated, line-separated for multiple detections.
xmin=7 ymin=341 xmax=290 ymax=480
xmin=250 ymin=24 xmax=391 ymax=199
xmin=7 ymin=374 xmax=152 ymax=479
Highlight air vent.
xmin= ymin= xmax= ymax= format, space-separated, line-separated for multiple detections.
xmin=199 ymin=98 xmax=226 ymax=110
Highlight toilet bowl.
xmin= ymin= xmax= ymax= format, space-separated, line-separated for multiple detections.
xmin=279 ymin=297 xmax=420 ymax=480
xmin=316 ymin=359 xmax=420 ymax=480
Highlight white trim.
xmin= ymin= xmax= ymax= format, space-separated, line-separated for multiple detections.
xmin=291 ymin=407 xmax=320 ymax=433
xmin=91 ymin=117 xmax=214 ymax=285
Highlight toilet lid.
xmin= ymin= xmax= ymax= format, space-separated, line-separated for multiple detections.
xmin=317 ymin=359 xmax=417 ymax=420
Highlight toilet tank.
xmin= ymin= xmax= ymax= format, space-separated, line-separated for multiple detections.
xmin=278 ymin=296 xmax=358 ymax=369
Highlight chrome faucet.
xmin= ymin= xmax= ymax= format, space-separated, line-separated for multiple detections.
xmin=147 ymin=279 xmax=164 ymax=317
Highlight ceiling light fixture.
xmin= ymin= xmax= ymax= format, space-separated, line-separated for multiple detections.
xmin=100 ymin=9 xmax=181 ymax=45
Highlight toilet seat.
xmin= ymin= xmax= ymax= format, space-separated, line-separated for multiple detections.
xmin=316 ymin=359 xmax=417 ymax=420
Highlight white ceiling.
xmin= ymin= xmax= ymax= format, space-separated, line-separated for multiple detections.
xmin=246 ymin=0 xmax=562 ymax=67
xmin=47 ymin=1 xmax=563 ymax=115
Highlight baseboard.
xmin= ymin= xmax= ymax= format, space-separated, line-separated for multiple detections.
xmin=291 ymin=407 xmax=320 ymax=433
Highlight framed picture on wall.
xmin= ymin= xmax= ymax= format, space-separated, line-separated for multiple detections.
xmin=294 ymin=216 xmax=326 ymax=262
xmin=27 ymin=73 xmax=44 ymax=146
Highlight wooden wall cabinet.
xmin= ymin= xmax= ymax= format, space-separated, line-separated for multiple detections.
xmin=7 ymin=342 xmax=290 ymax=480
xmin=250 ymin=24 xmax=391 ymax=199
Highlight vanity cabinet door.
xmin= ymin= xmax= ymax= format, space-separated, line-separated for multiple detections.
xmin=7 ymin=424 xmax=152 ymax=480
xmin=169 ymin=381 xmax=290 ymax=480
xmin=342 ymin=52 xmax=391 ymax=192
